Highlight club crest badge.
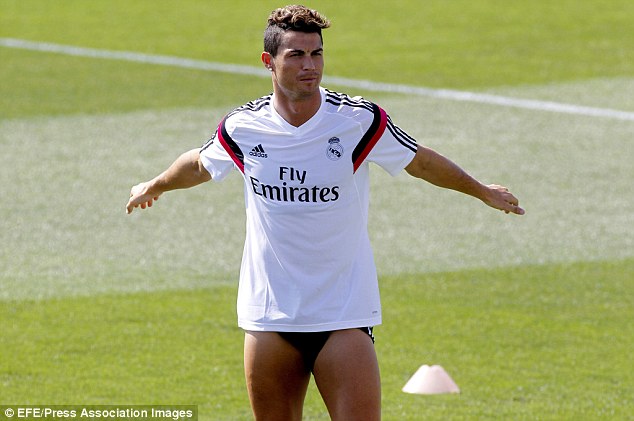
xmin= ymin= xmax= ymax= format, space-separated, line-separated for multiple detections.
xmin=326 ymin=137 xmax=344 ymax=161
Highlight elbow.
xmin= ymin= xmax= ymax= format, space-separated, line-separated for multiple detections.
xmin=195 ymin=153 xmax=212 ymax=182
xmin=404 ymin=145 xmax=431 ymax=179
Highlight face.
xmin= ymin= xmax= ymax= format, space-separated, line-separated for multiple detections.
xmin=262 ymin=31 xmax=324 ymax=100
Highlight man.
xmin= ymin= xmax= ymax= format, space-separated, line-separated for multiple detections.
xmin=126 ymin=5 xmax=524 ymax=420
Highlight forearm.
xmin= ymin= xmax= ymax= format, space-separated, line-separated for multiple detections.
xmin=126 ymin=148 xmax=211 ymax=214
xmin=147 ymin=148 xmax=211 ymax=195
xmin=405 ymin=145 xmax=486 ymax=200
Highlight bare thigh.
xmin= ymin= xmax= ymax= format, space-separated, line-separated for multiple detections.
xmin=312 ymin=328 xmax=381 ymax=421
xmin=243 ymin=331 xmax=311 ymax=421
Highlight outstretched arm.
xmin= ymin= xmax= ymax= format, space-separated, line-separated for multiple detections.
xmin=125 ymin=148 xmax=212 ymax=214
xmin=405 ymin=145 xmax=525 ymax=215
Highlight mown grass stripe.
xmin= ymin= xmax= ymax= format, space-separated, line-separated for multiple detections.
xmin=2 ymin=37 xmax=634 ymax=122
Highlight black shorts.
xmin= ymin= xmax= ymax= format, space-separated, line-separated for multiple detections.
xmin=278 ymin=327 xmax=375 ymax=372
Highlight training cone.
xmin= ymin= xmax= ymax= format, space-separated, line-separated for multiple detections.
xmin=402 ymin=365 xmax=460 ymax=395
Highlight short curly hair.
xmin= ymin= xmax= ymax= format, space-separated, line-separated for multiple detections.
xmin=264 ymin=5 xmax=331 ymax=57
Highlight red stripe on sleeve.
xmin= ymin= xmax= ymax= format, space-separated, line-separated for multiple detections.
xmin=216 ymin=118 xmax=245 ymax=174
xmin=353 ymin=106 xmax=388 ymax=173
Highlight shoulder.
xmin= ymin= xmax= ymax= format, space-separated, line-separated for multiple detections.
xmin=323 ymin=88 xmax=378 ymax=120
xmin=224 ymin=94 xmax=274 ymax=128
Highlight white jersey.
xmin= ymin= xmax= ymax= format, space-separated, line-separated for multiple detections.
xmin=200 ymin=87 xmax=417 ymax=332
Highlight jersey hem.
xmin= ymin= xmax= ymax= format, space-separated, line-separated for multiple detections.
xmin=388 ymin=148 xmax=417 ymax=177
xmin=238 ymin=317 xmax=382 ymax=333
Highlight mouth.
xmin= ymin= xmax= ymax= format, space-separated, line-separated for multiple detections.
xmin=299 ymin=73 xmax=320 ymax=82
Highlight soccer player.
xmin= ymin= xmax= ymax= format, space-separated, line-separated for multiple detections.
xmin=126 ymin=5 xmax=524 ymax=420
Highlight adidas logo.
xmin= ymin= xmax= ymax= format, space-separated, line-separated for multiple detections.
xmin=249 ymin=144 xmax=268 ymax=158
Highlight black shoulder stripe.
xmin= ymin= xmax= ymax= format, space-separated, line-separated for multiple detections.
xmin=386 ymin=118 xmax=417 ymax=153
xmin=325 ymin=90 xmax=374 ymax=112
xmin=227 ymin=94 xmax=272 ymax=118
xmin=217 ymin=118 xmax=245 ymax=173
xmin=352 ymin=103 xmax=388 ymax=172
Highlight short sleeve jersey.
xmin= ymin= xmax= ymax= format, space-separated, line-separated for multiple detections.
xmin=200 ymin=87 xmax=417 ymax=332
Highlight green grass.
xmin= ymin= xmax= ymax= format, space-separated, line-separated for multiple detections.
xmin=2 ymin=0 xmax=634 ymax=118
xmin=380 ymin=260 xmax=634 ymax=419
xmin=0 ymin=48 xmax=270 ymax=119
xmin=1 ymin=0 xmax=633 ymax=419
xmin=2 ymin=260 xmax=632 ymax=419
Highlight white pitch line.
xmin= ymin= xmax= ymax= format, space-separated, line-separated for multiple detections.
xmin=0 ymin=37 xmax=269 ymax=78
xmin=3 ymin=37 xmax=634 ymax=122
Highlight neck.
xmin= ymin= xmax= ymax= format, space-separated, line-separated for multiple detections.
xmin=272 ymin=88 xmax=321 ymax=127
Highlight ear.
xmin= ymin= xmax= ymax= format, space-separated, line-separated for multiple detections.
xmin=261 ymin=52 xmax=274 ymax=71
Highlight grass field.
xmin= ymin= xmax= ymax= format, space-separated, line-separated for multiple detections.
xmin=1 ymin=1 xmax=633 ymax=420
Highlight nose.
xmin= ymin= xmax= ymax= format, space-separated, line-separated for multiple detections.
xmin=302 ymin=55 xmax=316 ymax=70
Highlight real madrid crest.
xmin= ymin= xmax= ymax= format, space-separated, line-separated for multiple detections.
xmin=326 ymin=137 xmax=344 ymax=161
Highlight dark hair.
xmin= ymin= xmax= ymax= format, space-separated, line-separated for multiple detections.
xmin=264 ymin=5 xmax=331 ymax=56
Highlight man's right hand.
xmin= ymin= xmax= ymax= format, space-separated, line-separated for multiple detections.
xmin=126 ymin=182 xmax=162 ymax=214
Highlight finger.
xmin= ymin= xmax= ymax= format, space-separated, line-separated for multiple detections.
xmin=506 ymin=204 xmax=525 ymax=215
xmin=504 ymin=191 xmax=519 ymax=204
xmin=498 ymin=197 xmax=523 ymax=215
xmin=507 ymin=194 xmax=524 ymax=215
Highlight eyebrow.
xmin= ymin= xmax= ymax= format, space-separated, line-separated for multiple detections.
xmin=286 ymin=47 xmax=324 ymax=55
